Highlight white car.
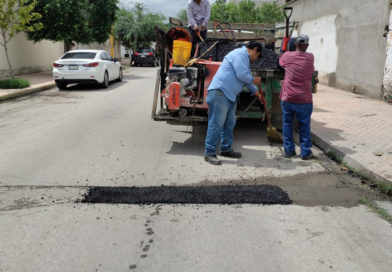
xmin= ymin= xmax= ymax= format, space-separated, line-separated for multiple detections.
xmin=53 ymin=50 xmax=123 ymax=90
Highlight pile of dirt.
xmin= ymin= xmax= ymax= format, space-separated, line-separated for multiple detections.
xmin=81 ymin=185 xmax=292 ymax=205
xmin=196 ymin=41 xmax=280 ymax=70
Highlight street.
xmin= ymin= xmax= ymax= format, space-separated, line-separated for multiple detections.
xmin=0 ymin=67 xmax=391 ymax=272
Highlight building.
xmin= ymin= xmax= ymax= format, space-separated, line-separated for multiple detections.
xmin=276 ymin=0 xmax=390 ymax=98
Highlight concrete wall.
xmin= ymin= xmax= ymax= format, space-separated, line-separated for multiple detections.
xmin=277 ymin=0 xmax=390 ymax=98
xmin=0 ymin=32 xmax=63 ymax=78
xmin=78 ymin=40 xmax=122 ymax=60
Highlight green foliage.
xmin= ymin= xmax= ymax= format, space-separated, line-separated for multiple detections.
xmin=210 ymin=0 xmax=284 ymax=24
xmin=177 ymin=9 xmax=188 ymax=22
xmin=25 ymin=0 xmax=118 ymax=45
xmin=0 ymin=0 xmax=42 ymax=79
xmin=256 ymin=1 xmax=285 ymax=24
xmin=359 ymin=198 xmax=392 ymax=222
xmin=0 ymin=78 xmax=30 ymax=89
xmin=114 ymin=3 xmax=166 ymax=50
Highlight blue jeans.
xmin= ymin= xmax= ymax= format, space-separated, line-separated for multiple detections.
xmin=281 ymin=101 xmax=313 ymax=157
xmin=205 ymin=89 xmax=237 ymax=156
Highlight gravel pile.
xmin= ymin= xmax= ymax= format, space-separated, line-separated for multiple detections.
xmin=81 ymin=185 xmax=292 ymax=205
xmin=197 ymin=41 xmax=280 ymax=70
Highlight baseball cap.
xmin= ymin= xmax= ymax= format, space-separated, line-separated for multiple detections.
xmin=248 ymin=41 xmax=263 ymax=58
xmin=295 ymin=34 xmax=309 ymax=45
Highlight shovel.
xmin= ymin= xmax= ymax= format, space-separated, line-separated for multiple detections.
xmin=196 ymin=31 xmax=204 ymax=42
xmin=185 ymin=40 xmax=219 ymax=67
xmin=258 ymin=84 xmax=284 ymax=144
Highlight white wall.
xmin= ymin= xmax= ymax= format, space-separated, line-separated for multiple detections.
xmin=301 ymin=15 xmax=338 ymax=78
xmin=0 ymin=32 xmax=63 ymax=78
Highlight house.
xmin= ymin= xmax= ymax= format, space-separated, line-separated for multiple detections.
xmin=276 ymin=0 xmax=390 ymax=98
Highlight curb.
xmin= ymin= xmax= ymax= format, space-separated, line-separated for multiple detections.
xmin=0 ymin=68 xmax=133 ymax=103
xmin=0 ymin=82 xmax=56 ymax=102
xmin=311 ymin=130 xmax=391 ymax=184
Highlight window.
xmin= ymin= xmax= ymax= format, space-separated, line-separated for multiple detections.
xmin=136 ymin=48 xmax=152 ymax=53
xmin=105 ymin=52 xmax=113 ymax=61
xmin=100 ymin=52 xmax=108 ymax=60
xmin=61 ymin=52 xmax=96 ymax=59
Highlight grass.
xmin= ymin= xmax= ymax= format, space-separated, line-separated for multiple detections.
xmin=0 ymin=78 xmax=30 ymax=89
xmin=359 ymin=197 xmax=392 ymax=222
xmin=326 ymin=151 xmax=392 ymax=196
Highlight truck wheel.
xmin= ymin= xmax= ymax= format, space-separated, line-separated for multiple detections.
xmin=179 ymin=108 xmax=188 ymax=117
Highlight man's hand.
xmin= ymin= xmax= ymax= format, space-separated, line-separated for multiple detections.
xmin=254 ymin=91 xmax=263 ymax=103
xmin=253 ymin=77 xmax=261 ymax=85
xmin=201 ymin=25 xmax=205 ymax=31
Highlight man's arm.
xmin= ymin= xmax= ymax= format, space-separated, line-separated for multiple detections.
xmin=187 ymin=2 xmax=196 ymax=29
xmin=202 ymin=1 xmax=211 ymax=31
xmin=231 ymin=52 xmax=260 ymax=95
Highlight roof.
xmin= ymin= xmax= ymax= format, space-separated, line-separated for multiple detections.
xmin=66 ymin=50 xmax=102 ymax=53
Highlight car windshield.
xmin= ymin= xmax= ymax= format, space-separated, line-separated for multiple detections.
xmin=61 ymin=52 xmax=97 ymax=59
xmin=136 ymin=48 xmax=151 ymax=53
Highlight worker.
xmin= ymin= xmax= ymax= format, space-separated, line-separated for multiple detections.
xmin=187 ymin=0 xmax=211 ymax=54
xmin=279 ymin=34 xmax=315 ymax=160
xmin=204 ymin=41 xmax=263 ymax=165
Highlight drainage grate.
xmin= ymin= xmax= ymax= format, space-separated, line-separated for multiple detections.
xmin=81 ymin=185 xmax=292 ymax=205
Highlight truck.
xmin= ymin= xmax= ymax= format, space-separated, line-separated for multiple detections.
xmin=152 ymin=17 xmax=318 ymax=128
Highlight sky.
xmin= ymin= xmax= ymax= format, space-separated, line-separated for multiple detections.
xmin=119 ymin=0 xmax=217 ymax=20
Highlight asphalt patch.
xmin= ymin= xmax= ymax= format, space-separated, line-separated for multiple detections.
xmin=80 ymin=185 xmax=292 ymax=205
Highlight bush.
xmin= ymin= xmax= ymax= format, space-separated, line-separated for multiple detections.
xmin=0 ymin=78 xmax=30 ymax=89
xmin=124 ymin=53 xmax=130 ymax=58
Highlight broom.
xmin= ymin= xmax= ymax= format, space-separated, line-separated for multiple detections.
xmin=258 ymin=84 xmax=284 ymax=144
xmin=185 ymin=40 xmax=219 ymax=67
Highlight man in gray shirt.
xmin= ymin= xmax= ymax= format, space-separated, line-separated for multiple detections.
xmin=187 ymin=0 xmax=211 ymax=51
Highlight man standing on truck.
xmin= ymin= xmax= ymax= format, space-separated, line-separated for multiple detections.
xmin=279 ymin=34 xmax=315 ymax=160
xmin=204 ymin=41 xmax=263 ymax=165
xmin=187 ymin=0 xmax=210 ymax=52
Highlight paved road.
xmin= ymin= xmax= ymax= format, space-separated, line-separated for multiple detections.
xmin=0 ymin=67 xmax=391 ymax=272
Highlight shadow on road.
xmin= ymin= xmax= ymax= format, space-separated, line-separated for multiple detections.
xmin=63 ymin=80 xmax=127 ymax=92
xmin=166 ymin=119 xmax=302 ymax=171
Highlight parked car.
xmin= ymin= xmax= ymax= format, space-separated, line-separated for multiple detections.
xmin=53 ymin=50 xmax=123 ymax=90
xmin=132 ymin=48 xmax=160 ymax=67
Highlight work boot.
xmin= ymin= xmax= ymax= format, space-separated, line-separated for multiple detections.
xmin=285 ymin=152 xmax=297 ymax=158
xmin=219 ymin=150 xmax=242 ymax=158
xmin=302 ymin=152 xmax=316 ymax=161
xmin=204 ymin=155 xmax=222 ymax=165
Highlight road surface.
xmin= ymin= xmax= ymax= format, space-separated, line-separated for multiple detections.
xmin=0 ymin=67 xmax=391 ymax=272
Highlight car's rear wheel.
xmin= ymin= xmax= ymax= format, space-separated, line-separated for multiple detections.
xmin=56 ymin=82 xmax=67 ymax=90
xmin=116 ymin=68 xmax=123 ymax=82
xmin=100 ymin=71 xmax=109 ymax=88
xmin=152 ymin=61 xmax=156 ymax=67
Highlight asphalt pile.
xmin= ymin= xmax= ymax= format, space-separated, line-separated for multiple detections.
xmin=250 ymin=48 xmax=280 ymax=71
xmin=197 ymin=41 xmax=280 ymax=70
xmin=81 ymin=185 xmax=292 ymax=205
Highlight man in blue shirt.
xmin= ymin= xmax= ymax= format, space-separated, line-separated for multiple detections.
xmin=205 ymin=41 xmax=263 ymax=165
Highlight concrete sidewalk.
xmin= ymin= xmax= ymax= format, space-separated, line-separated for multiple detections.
xmin=0 ymin=71 xmax=55 ymax=102
xmin=312 ymin=85 xmax=392 ymax=183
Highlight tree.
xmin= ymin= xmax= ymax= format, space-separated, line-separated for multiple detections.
xmin=256 ymin=1 xmax=284 ymax=24
xmin=210 ymin=0 xmax=284 ymax=24
xmin=24 ymin=0 xmax=118 ymax=49
xmin=114 ymin=3 xmax=166 ymax=50
xmin=0 ymin=0 xmax=42 ymax=79
xmin=177 ymin=9 xmax=187 ymax=22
